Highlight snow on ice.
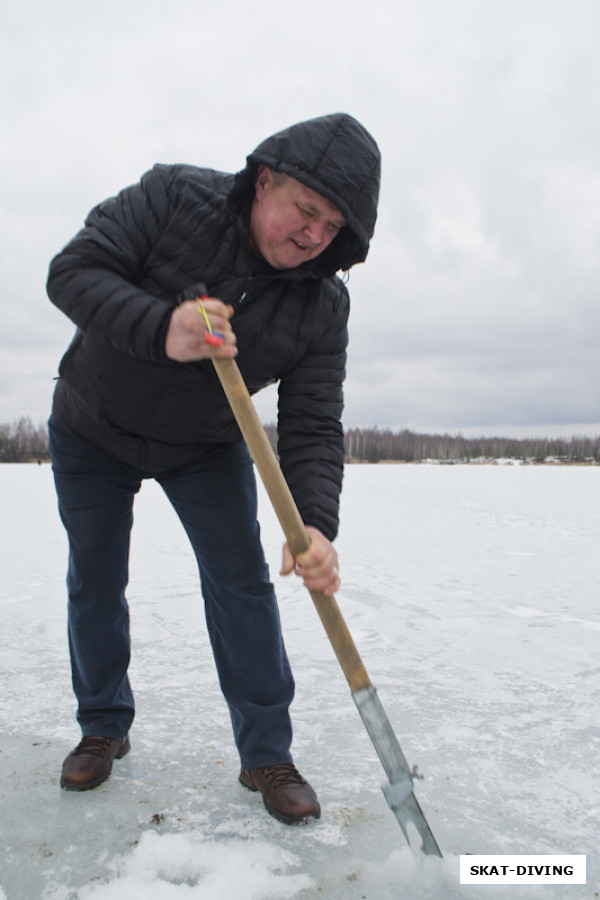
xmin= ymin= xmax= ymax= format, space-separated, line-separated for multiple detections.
xmin=0 ymin=462 xmax=598 ymax=899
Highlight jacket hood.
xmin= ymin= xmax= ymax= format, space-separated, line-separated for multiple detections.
xmin=231 ymin=113 xmax=381 ymax=275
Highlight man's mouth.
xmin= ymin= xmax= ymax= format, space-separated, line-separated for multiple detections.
xmin=290 ymin=238 xmax=309 ymax=251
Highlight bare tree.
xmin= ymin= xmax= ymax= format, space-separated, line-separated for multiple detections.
xmin=0 ymin=417 xmax=50 ymax=462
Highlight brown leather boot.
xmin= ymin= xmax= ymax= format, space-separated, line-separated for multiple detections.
xmin=239 ymin=763 xmax=321 ymax=825
xmin=60 ymin=735 xmax=131 ymax=791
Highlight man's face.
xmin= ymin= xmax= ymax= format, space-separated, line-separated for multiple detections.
xmin=249 ymin=166 xmax=347 ymax=270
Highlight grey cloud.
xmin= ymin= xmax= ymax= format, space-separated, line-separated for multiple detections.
xmin=1 ymin=0 xmax=599 ymax=437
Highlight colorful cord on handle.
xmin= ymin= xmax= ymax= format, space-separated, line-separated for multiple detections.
xmin=195 ymin=284 xmax=224 ymax=346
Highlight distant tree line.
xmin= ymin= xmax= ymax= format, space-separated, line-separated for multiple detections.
xmin=0 ymin=417 xmax=50 ymax=462
xmin=267 ymin=424 xmax=599 ymax=464
xmin=1 ymin=417 xmax=598 ymax=464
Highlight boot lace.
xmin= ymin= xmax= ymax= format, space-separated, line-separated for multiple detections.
xmin=258 ymin=763 xmax=307 ymax=788
xmin=71 ymin=736 xmax=115 ymax=759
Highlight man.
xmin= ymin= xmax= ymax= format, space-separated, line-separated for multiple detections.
xmin=47 ymin=112 xmax=381 ymax=824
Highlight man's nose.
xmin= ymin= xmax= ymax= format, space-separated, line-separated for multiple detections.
xmin=302 ymin=219 xmax=325 ymax=245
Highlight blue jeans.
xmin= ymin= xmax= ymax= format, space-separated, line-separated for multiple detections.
xmin=48 ymin=419 xmax=295 ymax=769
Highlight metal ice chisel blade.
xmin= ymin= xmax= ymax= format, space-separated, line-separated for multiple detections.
xmin=353 ymin=685 xmax=442 ymax=857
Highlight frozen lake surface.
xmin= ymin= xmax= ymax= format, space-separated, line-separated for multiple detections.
xmin=0 ymin=462 xmax=598 ymax=898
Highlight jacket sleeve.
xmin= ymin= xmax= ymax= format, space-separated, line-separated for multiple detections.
xmin=276 ymin=282 xmax=349 ymax=542
xmin=46 ymin=165 xmax=177 ymax=362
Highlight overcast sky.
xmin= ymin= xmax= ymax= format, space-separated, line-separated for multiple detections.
xmin=1 ymin=0 xmax=599 ymax=437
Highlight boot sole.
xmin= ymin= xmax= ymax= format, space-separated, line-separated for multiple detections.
xmin=263 ymin=799 xmax=321 ymax=826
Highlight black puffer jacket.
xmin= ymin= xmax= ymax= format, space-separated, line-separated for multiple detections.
xmin=47 ymin=113 xmax=381 ymax=539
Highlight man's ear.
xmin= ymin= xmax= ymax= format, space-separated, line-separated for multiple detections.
xmin=254 ymin=164 xmax=272 ymax=198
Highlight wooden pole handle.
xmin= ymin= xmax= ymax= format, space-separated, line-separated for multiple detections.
xmin=212 ymin=359 xmax=444 ymax=858
xmin=212 ymin=357 xmax=371 ymax=693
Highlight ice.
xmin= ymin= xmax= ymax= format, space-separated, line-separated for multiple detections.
xmin=0 ymin=462 xmax=598 ymax=898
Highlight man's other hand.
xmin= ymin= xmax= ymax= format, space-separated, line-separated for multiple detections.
xmin=280 ymin=526 xmax=340 ymax=597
